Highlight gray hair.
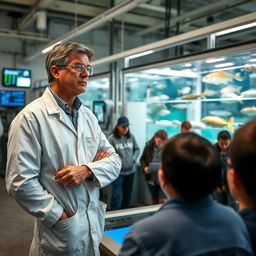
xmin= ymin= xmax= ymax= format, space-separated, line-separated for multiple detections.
xmin=45 ymin=42 xmax=94 ymax=83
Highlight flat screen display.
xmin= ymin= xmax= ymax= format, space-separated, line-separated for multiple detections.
xmin=0 ymin=90 xmax=26 ymax=107
xmin=93 ymin=101 xmax=105 ymax=123
xmin=2 ymin=68 xmax=31 ymax=88
xmin=104 ymin=227 xmax=131 ymax=245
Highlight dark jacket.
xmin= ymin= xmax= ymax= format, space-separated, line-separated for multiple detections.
xmin=240 ymin=206 xmax=256 ymax=255
xmin=214 ymin=143 xmax=229 ymax=188
xmin=119 ymin=196 xmax=253 ymax=256
xmin=140 ymin=140 xmax=155 ymax=181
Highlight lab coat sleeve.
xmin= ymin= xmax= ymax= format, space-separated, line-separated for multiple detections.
xmin=86 ymin=124 xmax=121 ymax=188
xmin=5 ymin=113 xmax=63 ymax=228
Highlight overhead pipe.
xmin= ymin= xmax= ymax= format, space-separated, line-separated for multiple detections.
xmin=0 ymin=29 xmax=49 ymax=41
xmin=23 ymin=0 xmax=149 ymax=63
xmin=18 ymin=0 xmax=55 ymax=30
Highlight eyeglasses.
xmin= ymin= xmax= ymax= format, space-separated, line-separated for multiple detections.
xmin=57 ymin=64 xmax=94 ymax=76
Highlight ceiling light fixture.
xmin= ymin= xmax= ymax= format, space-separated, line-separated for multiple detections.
xmin=214 ymin=22 xmax=256 ymax=36
xmin=41 ymin=41 xmax=62 ymax=54
xmin=205 ymin=57 xmax=226 ymax=63
xmin=214 ymin=62 xmax=234 ymax=68
xmin=128 ymin=50 xmax=154 ymax=60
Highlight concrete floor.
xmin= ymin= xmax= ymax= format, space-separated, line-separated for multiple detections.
xmin=0 ymin=177 xmax=34 ymax=256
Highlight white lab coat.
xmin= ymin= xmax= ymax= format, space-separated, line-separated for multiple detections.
xmin=5 ymin=88 xmax=121 ymax=256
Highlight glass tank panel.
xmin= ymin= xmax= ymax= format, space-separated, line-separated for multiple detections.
xmin=79 ymin=75 xmax=110 ymax=110
xmin=124 ymin=45 xmax=256 ymax=144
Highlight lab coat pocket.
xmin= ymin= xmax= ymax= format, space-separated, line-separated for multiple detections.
xmin=93 ymin=200 xmax=107 ymax=244
xmin=39 ymin=211 xmax=84 ymax=254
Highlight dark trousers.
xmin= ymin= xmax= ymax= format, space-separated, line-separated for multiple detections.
xmin=110 ymin=173 xmax=135 ymax=211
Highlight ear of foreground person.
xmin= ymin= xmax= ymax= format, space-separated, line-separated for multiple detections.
xmin=119 ymin=132 xmax=253 ymax=256
xmin=228 ymin=119 xmax=256 ymax=255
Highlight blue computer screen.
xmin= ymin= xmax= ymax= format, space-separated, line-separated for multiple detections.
xmin=0 ymin=90 xmax=26 ymax=107
xmin=104 ymin=226 xmax=131 ymax=245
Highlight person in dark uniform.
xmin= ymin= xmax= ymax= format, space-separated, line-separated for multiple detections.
xmin=228 ymin=119 xmax=256 ymax=255
xmin=213 ymin=130 xmax=237 ymax=209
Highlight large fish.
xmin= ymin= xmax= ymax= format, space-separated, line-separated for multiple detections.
xmin=241 ymin=106 xmax=256 ymax=116
xmin=190 ymin=121 xmax=206 ymax=129
xmin=181 ymin=94 xmax=205 ymax=100
xmin=202 ymin=71 xmax=242 ymax=85
xmin=177 ymin=86 xmax=191 ymax=95
xmin=220 ymin=85 xmax=242 ymax=94
xmin=202 ymin=89 xmax=219 ymax=97
xmin=156 ymin=120 xmax=173 ymax=126
xmin=202 ymin=116 xmax=234 ymax=132
xmin=244 ymin=65 xmax=256 ymax=72
xmin=241 ymin=89 xmax=256 ymax=98
xmin=209 ymin=110 xmax=232 ymax=117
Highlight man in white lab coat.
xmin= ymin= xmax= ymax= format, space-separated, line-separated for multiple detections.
xmin=5 ymin=42 xmax=121 ymax=256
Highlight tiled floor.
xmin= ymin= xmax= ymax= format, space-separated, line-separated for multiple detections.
xmin=0 ymin=177 xmax=34 ymax=256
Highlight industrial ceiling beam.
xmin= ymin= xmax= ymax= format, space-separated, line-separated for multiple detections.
xmin=0 ymin=28 xmax=49 ymax=41
xmin=23 ymin=0 xmax=150 ymax=63
xmin=90 ymin=13 xmax=256 ymax=66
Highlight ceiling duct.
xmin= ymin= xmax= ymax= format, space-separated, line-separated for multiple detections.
xmin=18 ymin=0 xmax=54 ymax=30
xmin=23 ymin=0 xmax=149 ymax=63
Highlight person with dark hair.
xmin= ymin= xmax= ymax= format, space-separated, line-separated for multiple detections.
xmin=181 ymin=120 xmax=192 ymax=132
xmin=119 ymin=132 xmax=252 ymax=256
xmin=213 ymin=130 xmax=237 ymax=209
xmin=140 ymin=129 xmax=168 ymax=204
xmin=108 ymin=116 xmax=140 ymax=210
xmin=5 ymin=42 xmax=121 ymax=256
xmin=228 ymin=119 xmax=256 ymax=254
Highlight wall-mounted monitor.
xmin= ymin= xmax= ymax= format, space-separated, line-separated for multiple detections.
xmin=2 ymin=68 xmax=31 ymax=88
xmin=93 ymin=100 xmax=113 ymax=130
xmin=0 ymin=90 xmax=26 ymax=107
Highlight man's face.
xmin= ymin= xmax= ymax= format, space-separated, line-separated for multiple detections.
xmin=55 ymin=52 xmax=90 ymax=97
xmin=218 ymin=138 xmax=231 ymax=153
xmin=117 ymin=125 xmax=129 ymax=136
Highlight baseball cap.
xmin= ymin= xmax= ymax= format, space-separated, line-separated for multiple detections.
xmin=117 ymin=116 xmax=129 ymax=126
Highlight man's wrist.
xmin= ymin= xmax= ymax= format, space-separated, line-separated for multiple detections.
xmin=82 ymin=165 xmax=93 ymax=180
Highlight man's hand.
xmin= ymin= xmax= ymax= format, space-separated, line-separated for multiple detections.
xmin=54 ymin=165 xmax=92 ymax=188
xmin=58 ymin=210 xmax=70 ymax=222
xmin=144 ymin=167 xmax=150 ymax=174
xmin=93 ymin=149 xmax=110 ymax=161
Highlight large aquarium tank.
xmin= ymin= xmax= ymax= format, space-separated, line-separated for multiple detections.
xmin=79 ymin=74 xmax=110 ymax=110
xmin=124 ymin=43 xmax=256 ymax=144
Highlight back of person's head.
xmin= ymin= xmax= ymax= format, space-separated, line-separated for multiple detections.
xmin=181 ymin=121 xmax=192 ymax=132
xmin=161 ymin=132 xmax=221 ymax=200
xmin=45 ymin=42 xmax=94 ymax=83
xmin=230 ymin=119 xmax=256 ymax=200
xmin=217 ymin=130 xmax=231 ymax=140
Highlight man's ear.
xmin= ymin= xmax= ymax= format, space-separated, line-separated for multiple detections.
xmin=227 ymin=158 xmax=241 ymax=186
xmin=228 ymin=167 xmax=241 ymax=187
xmin=158 ymin=169 xmax=169 ymax=189
xmin=50 ymin=66 xmax=60 ymax=80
